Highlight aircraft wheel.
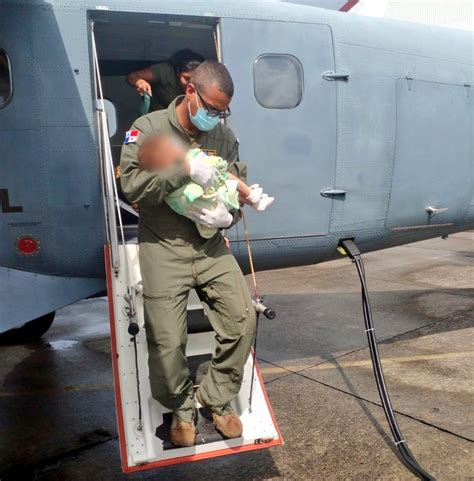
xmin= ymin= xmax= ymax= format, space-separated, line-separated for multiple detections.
xmin=0 ymin=312 xmax=56 ymax=343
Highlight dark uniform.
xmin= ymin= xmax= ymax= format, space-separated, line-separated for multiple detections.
xmin=148 ymin=62 xmax=182 ymax=111
xmin=120 ymin=97 xmax=256 ymax=422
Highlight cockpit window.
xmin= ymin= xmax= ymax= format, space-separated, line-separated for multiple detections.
xmin=253 ymin=54 xmax=303 ymax=109
xmin=0 ymin=49 xmax=13 ymax=108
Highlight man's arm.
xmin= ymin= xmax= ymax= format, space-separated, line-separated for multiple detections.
xmin=225 ymin=134 xmax=247 ymax=183
xmin=120 ymin=119 xmax=190 ymax=206
xmin=126 ymin=63 xmax=173 ymax=97
xmin=126 ymin=66 xmax=154 ymax=96
xmin=223 ymin=128 xmax=246 ymax=226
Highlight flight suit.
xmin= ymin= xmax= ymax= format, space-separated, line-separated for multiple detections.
xmin=148 ymin=62 xmax=182 ymax=111
xmin=120 ymin=97 xmax=256 ymax=422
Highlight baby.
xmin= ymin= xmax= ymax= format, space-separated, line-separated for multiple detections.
xmin=138 ymin=133 xmax=274 ymax=238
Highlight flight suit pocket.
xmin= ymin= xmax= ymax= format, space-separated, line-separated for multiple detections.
xmin=201 ymin=271 xmax=252 ymax=338
xmin=142 ymin=293 xmax=187 ymax=349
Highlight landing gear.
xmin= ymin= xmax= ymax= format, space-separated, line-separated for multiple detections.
xmin=0 ymin=312 xmax=55 ymax=343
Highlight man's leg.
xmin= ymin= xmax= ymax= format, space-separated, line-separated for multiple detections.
xmin=139 ymin=241 xmax=195 ymax=423
xmin=195 ymin=235 xmax=256 ymax=415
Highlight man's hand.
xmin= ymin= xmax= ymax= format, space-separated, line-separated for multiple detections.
xmin=190 ymin=193 xmax=233 ymax=229
xmin=188 ymin=153 xmax=218 ymax=191
xmin=135 ymin=79 xmax=152 ymax=96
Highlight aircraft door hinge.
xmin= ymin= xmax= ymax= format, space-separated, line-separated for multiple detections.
xmin=322 ymin=71 xmax=350 ymax=82
xmin=464 ymin=83 xmax=471 ymax=97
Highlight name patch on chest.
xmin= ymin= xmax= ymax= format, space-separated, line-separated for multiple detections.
xmin=201 ymin=149 xmax=217 ymax=157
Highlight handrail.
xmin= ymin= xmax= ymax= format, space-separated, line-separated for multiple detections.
xmin=91 ymin=23 xmax=120 ymax=273
xmin=91 ymin=22 xmax=139 ymax=335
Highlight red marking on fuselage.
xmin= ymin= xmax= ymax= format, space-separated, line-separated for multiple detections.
xmin=340 ymin=0 xmax=359 ymax=12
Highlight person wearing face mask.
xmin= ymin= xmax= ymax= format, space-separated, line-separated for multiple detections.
xmin=120 ymin=61 xmax=262 ymax=448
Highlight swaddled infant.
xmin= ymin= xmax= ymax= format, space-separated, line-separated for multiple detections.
xmin=138 ymin=133 xmax=274 ymax=238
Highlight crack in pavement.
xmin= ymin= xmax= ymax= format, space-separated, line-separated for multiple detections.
xmin=259 ymin=309 xmax=474 ymax=444
xmin=260 ymin=304 xmax=474 ymax=380
xmin=261 ymin=353 xmax=473 ymax=444
xmin=2 ymin=299 xmax=471 ymax=478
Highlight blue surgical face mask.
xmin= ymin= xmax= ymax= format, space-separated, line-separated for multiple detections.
xmin=188 ymin=93 xmax=220 ymax=132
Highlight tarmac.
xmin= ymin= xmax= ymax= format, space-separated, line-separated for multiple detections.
xmin=0 ymin=232 xmax=472 ymax=480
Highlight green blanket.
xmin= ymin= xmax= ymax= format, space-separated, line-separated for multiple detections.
xmin=165 ymin=149 xmax=240 ymax=238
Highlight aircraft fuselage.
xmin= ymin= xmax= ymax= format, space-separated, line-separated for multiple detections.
xmin=0 ymin=0 xmax=472 ymax=331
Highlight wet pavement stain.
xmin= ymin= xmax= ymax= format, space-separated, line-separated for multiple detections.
xmin=46 ymin=340 xmax=79 ymax=350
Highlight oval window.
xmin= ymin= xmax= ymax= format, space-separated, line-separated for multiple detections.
xmin=103 ymin=99 xmax=118 ymax=137
xmin=253 ymin=54 xmax=303 ymax=109
xmin=0 ymin=49 xmax=13 ymax=108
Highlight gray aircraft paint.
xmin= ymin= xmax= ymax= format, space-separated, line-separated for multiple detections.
xmin=0 ymin=0 xmax=472 ymax=331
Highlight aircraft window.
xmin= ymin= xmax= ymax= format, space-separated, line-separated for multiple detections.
xmin=0 ymin=49 xmax=13 ymax=108
xmin=253 ymin=54 xmax=303 ymax=109
xmin=103 ymin=99 xmax=117 ymax=137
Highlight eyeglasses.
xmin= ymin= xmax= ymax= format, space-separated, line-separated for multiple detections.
xmin=195 ymin=87 xmax=231 ymax=119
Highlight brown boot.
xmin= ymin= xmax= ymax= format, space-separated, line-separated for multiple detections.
xmin=170 ymin=414 xmax=196 ymax=447
xmin=211 ymin=411 xmax=243 ymax=439
xmin=196 ymin=390 xmax=243 ymax=439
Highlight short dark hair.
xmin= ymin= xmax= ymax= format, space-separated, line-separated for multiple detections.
xmin=168 ymin=49 xmax=205 ymax=74
xmin=191 ymin=60 xmax=234 ymax=98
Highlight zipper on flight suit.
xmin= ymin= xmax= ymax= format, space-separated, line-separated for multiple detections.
xmin=186 ymin=241 xmax=199 ymax=283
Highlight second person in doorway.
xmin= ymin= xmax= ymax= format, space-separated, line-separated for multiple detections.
xmin=127 ymin=48 xmax=205 ymax=112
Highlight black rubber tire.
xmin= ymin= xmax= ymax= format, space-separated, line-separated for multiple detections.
xmin=0 ymin=312 xmax=55 ymax=344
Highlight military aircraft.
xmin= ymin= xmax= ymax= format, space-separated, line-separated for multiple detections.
xmin=0 ymin=0 xmax=472 ymax=474
xmin=1 ymin=0 xmax=472 ymax=337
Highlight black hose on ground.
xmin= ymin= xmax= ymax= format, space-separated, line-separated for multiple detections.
xmin=339 ymin=239 xmax=435 ymax=481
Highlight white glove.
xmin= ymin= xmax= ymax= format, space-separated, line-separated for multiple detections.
xmin=245 ymin=184 xmax=263 ymax=205
xmin=251 ymin=193 xmax=275 ymax=211
xmin=188 ymin=153 xmax=218 ymax=191
xmin=190 ymin=193 xmax=233 ymax=229
xmin=246 ymin=184 xmax=274 ymax=211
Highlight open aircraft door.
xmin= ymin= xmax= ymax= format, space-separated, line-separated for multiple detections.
xmin=220 ymin=18 xmax=338 ymax=240
xmin=91 ymin=22 xmax=282 ymax=473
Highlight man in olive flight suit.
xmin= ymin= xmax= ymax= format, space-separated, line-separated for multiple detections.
xmin=120 ymin=61 xmax=256 ymax=447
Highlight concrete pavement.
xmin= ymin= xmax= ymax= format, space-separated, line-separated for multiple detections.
xmin=0 ymin=232 xmax=472 ymax=480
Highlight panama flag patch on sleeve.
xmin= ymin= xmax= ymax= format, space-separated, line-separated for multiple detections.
xmin=124 ymin=130 xmax=139 ymax=144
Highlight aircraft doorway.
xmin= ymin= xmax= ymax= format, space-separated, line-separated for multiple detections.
xmin=89 ymin=12 xmax=283 ymax=473
xmin=91 ymin=12 xmax=219 ymax=226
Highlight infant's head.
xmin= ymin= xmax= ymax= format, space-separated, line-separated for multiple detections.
xmin=138 ymin=133 xmax=186 ymax=171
